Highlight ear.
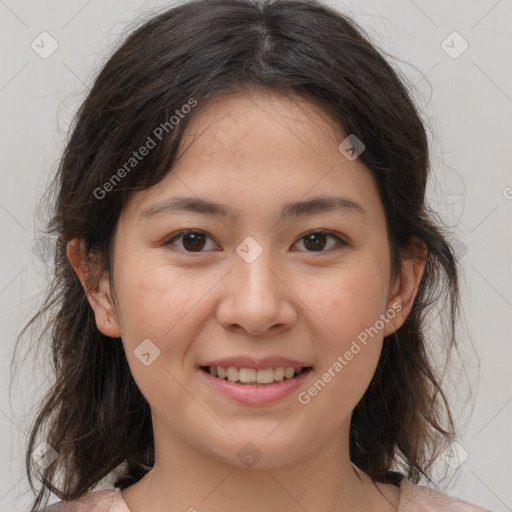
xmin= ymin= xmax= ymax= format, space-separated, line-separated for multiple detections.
xmin=66 ymin=238 xmax=121 ymax=338
xmin=383 ymin=239 xmax=428 ymax=337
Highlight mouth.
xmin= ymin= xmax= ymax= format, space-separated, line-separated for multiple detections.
xmin=199 ymin=365 xmax=313 ymax=385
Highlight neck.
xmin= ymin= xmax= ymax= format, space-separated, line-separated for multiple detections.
xmin=120 ymin=417 xmax=396 ymax=512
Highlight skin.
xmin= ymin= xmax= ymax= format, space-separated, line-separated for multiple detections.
xmin=68 ymin=88 xmax=426 ymax=512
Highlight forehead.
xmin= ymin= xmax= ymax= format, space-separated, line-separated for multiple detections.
xmin=122 ymin=89 xmax=384 ymax=229
xmin=176 ymin=88 xmax=345 ymax=160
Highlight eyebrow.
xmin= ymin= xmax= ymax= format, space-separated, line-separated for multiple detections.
xmin=139 ymin=194 xmax=366 ymax=220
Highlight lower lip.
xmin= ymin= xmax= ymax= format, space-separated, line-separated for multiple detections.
xmin=198 ymin=367 xmax=313 ymax=405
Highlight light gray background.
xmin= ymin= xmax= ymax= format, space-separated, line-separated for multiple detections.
xmin=1 ymin=1 xmax=511 ymax=511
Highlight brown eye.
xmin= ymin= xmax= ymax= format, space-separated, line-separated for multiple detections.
xmin=165 ymin=230 xmax=218 ymax=252
xmin=294 ymin=230 xmax=346 ymax=252
xmin=182 ymin=232 xmax=206 ymax=251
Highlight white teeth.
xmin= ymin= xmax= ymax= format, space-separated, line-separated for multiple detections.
xmin=239 ymin=368 xmax=256 ymax=383
xmin=207 ymin=365 xmax=308 ymax=383
xmin=256 ymin=368 xmax=275 ymax=383
xmin=273 ymin=367 xmax=285 ymax=381
xmin=227 ymin=367 xmax=238 ymax=382
xmin=284 ymin=367 xmax=296 ymax=379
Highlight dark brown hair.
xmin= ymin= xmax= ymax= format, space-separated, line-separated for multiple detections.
xmin=14 ymin=0 xmax=462 ymax=510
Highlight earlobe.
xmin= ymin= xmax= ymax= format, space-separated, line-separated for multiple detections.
xmin=384 ymin=241 xmax=427 ymax=337
xmin=66 ymin=238 xmax=121 ymax=338
xmin=383 ymin=295 xmax=403 ymax=337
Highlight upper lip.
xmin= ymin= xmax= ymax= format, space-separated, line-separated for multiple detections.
xmin=200 ymin=356 xmax=312 ymax=369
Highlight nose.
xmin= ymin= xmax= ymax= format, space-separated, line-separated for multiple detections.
xmin=215 ymin=246 xmax=297 ymax=336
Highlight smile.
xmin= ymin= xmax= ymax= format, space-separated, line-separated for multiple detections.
xmin=201 ymin=365 xmax=311 ymax=385
xmin=198 ymin=366 xmax=313 ymax=404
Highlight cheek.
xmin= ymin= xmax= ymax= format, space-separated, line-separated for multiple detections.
xmin=295 ymin=255 xmax=388 ymax=411
xmin=112 ymin=266 xmax=189 ymax=367
xmin=115 ymin=255 xmax=203 ymax=332
xmin=115 ymin=260 xmax=223 ymax=377
xmin=114 ymin=266 xmax=208 ymax=410
xmin=297 ymin=266 xmax=386 ymax=424
xmin=300 ymin=257 xmax=390 ymax=343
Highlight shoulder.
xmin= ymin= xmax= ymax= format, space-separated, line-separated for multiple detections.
xmin=398 ymin=477 xmax=493 ymax=512
xmin=42 ymin=488 xmax=127 ymax=512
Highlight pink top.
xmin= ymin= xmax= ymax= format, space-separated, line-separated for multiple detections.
xmin=43 ymin=477 xmax=493 ymax=511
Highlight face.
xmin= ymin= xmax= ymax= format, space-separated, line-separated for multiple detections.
xmin=70 ymin=89 xmax=420 ymax=470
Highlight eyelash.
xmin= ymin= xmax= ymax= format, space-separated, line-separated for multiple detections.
xmin=163 ymin=229 xmax=347 ymax=254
